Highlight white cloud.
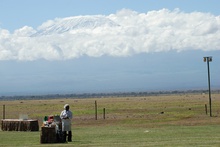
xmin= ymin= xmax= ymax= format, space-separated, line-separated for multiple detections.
xmin=0 ymin=9 xmax=220 ymax=61
xmin=14 ymin=26 xmax=36 ymax=37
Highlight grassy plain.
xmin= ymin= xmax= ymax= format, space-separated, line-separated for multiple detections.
xmin=0 ymin=93 xmax=220 ymax=146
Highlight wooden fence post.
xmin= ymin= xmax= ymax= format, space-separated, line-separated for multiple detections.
xmin=3 ymin=105 xmax=5 ymax=119
xmin=95 ymin=101 xmax=97 ymax=120
xmin=205 ymin=104 xmax=208 ymax=115
xmin=103 ymin=108 xmax=105 ymax=119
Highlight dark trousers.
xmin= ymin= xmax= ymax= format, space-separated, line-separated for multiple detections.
xmin=63 ymin=131 xmax=72 ymax=142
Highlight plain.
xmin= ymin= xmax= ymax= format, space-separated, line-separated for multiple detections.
xmin=1 ymin=93 xmax=220 ymax=146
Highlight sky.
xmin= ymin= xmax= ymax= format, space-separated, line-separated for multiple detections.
xmin=0 ymin=0 xmax=220 ymax=96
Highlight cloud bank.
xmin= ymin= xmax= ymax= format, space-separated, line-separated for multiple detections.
xmin=0 ymin=8 xmax=220 ymax=60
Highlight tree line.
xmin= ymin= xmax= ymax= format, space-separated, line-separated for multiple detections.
xmin=0 ymin=89 xmax=219 ymax=101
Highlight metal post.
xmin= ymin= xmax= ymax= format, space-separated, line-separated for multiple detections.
xmin=207 ymin=59 xmax=212 ymax=117
xmin=204 ymin=57 xmax=212 ymax=117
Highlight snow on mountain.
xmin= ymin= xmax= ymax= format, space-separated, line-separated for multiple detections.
xmin=31 ymin=16 xmax=120 ymax=36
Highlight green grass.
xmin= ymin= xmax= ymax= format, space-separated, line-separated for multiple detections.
xmin=1 ymin=93 xmax=220 ymax=146
xmin=1 ymin=125 xmax=220 ymax=146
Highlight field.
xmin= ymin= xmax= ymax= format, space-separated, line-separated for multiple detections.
xmin=1 ymin=93 xmax=220 ymax=146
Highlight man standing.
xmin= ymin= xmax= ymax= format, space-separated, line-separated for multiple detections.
xmin=60 ymin=104 xmax=73 ymax=142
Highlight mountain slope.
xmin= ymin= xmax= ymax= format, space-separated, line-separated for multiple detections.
xmin=32 ymin=16 xmax=120 ymax=36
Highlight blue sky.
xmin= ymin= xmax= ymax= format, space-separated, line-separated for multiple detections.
xmin=1 ymin=0 xmax=220 ymax=32
xmin=0 ymin=0 xmax=220 ymax=96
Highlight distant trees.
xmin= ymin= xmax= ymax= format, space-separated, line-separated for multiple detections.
xmin=0 ymin=89 xmax=219 ymax=101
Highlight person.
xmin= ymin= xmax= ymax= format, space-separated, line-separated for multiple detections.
xmin=60 ymin=104 xmax=73 ymax=142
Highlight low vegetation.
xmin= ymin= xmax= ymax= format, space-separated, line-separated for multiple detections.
xmin=0 ymin=93 xmax=220 ymax=146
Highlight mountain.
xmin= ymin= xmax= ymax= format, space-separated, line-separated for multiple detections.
xmin=31 ymin=16 xmax=120 ymax=36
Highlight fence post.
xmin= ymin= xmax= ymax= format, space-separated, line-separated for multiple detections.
xmin=205 ymin=104 xmax=208 ymax=115
xmin=95 ymin=101 xmax=97 ymax=120
xmin=103 ymin=108 xmax=105 ymax=119
xmin=3 ymin=105 xmax=5 ymax=119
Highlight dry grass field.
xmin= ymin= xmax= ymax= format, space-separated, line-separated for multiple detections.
xmin=1 ymin=93 xmax=220 ymax=146
xmin=1 ymin=93 xmax=220 ymax=127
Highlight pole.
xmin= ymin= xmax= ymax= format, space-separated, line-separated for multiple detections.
xmin=207 ymin=59 xmax=212 ymax=117
xmin=205 ymin=104 xmax=207 ymax=115
xmin=95 ymin=101 xmax=97 ymax=120
xmin=3 ymin=105 xmax=5 ymax=119
xmin=103 ymin=108 xmax=105 ymax=119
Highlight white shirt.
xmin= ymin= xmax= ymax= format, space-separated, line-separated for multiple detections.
xmin=60 ymin=110 xmax=73 ymax=131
